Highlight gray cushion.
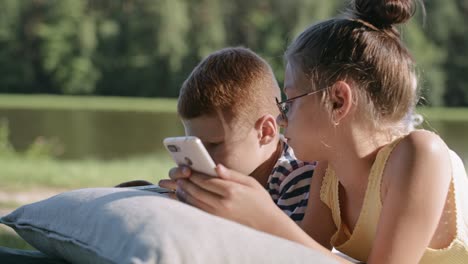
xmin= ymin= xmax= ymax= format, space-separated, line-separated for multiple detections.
xmin=1 ymin=188 xmax=337 ymax=264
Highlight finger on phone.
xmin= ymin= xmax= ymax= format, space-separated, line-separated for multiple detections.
xmin=168 ymin=166 xmax=192 ymax=180
xmin=158 ymin=179 xmax=177 ymax=190
xmin=176 ymin=179 xmax=219 ymax=212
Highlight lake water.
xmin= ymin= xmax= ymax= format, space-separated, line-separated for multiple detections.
xmin=0 ymin=108 xmax=467 ymax=166
xmin=0 ymin=108 xmax=184 ymax=159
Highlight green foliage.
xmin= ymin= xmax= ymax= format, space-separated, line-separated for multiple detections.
xmin=23 ymin=137 xmax=62 ymax=159
xmin=404 ymin=21 xmax=447 ymax=106
xmin=153 ymin=0 xmax=190 ymax=72
xmin=0 ymin=0 xmax=467 ymax=106
xmin=424 ymin=0 xmax=468 ymax=106
xmin=36 ymin=0 xmax=99 ymax=94
xmin=189 ymin=0 xmax=225 ymax=58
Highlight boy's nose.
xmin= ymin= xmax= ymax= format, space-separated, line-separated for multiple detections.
xmin=276 ymin=114 xmax=287 ymax=128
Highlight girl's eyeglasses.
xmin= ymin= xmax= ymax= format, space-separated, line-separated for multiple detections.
xmin=275 ymin=88 xmax=328 ymax=120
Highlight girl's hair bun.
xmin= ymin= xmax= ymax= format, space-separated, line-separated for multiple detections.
xmin=352 ymin=0 xmax=416 ymax=28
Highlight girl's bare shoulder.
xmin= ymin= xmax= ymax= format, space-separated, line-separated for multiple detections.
xmin=385 ymin=129 xmax=451 ymax=187
xmin=394 ymin=129 xmax=448 ymax=161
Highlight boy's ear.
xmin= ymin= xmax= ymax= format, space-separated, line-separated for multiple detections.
xmin=254 ymin=114 xmax=278 ymax=145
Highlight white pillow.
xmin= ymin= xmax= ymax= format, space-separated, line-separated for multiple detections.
xmin=1 ymin=188 xmax=337 ymax=264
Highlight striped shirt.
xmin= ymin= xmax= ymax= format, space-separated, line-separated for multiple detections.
xmin=267 ymin=139 xmax=315 ymax=224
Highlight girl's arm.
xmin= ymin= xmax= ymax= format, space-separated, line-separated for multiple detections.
xmin=171 ymin=164 xmax=352 ymax=263
xmin=367 ymin=130 xmax=452 ymax=264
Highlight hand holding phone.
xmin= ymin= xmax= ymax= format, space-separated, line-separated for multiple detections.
xmin=163 ymin=136 xmax=217 ymax=177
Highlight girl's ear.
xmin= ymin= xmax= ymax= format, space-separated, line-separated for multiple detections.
xmin=254 ymin=114 xmax=278 ymax=145
xmin=330 ymin=81 xmax=353 ymax=124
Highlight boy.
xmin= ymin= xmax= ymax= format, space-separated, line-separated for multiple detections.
xmin=159 ymin=47 xmax=314 ymax=223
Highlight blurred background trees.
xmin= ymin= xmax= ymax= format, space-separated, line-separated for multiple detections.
xmin=0 ymin=0 xmax=467 ymax=106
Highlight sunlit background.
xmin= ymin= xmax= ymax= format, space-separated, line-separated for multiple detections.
xmin=1 ymin=0 xmax=467 ymax=249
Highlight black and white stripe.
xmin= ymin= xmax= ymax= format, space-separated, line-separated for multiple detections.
xmin=266 ymin=139 xmax=315 ymax=224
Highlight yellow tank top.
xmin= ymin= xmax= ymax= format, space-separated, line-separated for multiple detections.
xmin=320 ymin=138 xmax=468 ymax=263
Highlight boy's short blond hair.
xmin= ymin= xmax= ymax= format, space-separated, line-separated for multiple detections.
xmin=178 ymin=47 xmax=279 ymax=127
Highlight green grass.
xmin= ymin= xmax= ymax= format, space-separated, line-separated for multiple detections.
xmin=0 ymin=154 xmax=174 ymax=192
xmin=0 ymin=230 xmax=34 ymax=250
xmin=0 ymin=201 xmax=21 ymax=209
xmin=0 ymin=94 xmax=177 ymax=113
xmin=417 ymin=107 xmax=468 ymax=121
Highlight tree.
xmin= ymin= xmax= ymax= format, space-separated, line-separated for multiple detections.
xmin=423 ymin=0 xmax=468 ymax=106
xmin=0 ymin=0 xmax=467 ymax=106
xmin=35 ymin=0 xmax=99 ymax=94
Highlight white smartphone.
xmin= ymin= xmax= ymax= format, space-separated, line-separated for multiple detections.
xmin=163 ymin=136 xmax=217 ymax=177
